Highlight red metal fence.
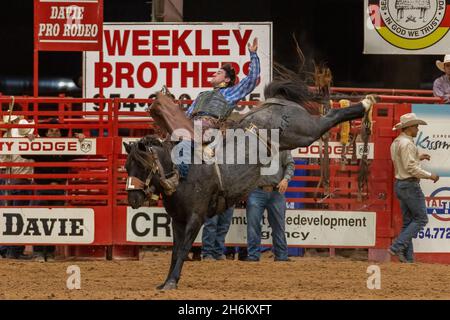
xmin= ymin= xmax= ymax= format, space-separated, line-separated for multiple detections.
xmin=0 ymin=91 xmax=447 ymax=262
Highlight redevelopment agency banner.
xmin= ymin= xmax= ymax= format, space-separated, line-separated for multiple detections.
xmin=84 ymin=22 xmax=272 ymax=113
xmin=126 ymin=208 xmax=376 ymax=247
xmin=364 ymin=0 xmax=450 ymax=54
xmin=411 ymin=104 xmax=450 ymax=252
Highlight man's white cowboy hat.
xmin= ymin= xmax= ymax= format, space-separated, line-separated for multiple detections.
xmin=393 ymin=113 xmax=427 ymax=130
xmin=10 ymin=119 xmax=35 ymax=137
xmin=436 ymin=54 xmax=450 ymax=72
xmin=2 ymin=114 xmax=20 ymax=123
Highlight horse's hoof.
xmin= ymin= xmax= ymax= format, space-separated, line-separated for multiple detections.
xmin=362 ymin=95 xmax=377 ymax=111
xmin=156 ymin=283 xmax=165 ymax=290
xmin=156 ymin=280 xmax=177 ymax=291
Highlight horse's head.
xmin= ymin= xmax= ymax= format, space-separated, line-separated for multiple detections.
xmin=124 ymin=135 xmax=177 ymax=209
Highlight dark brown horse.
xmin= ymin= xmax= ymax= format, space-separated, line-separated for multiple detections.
xmin=124 ymin=79 xmax=375 ymax=290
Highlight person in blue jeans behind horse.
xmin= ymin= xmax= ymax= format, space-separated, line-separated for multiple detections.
xmin=389 ymin=113 xmax=439 ymax=263
xmin=244 ymin=150 xmax=295 ymax=262
xmin=201 ymin=207 xmax=234 ymax=260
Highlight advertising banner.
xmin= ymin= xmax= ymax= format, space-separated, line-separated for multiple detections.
xmin=126 ymin=208 xmax=376 ymax=247
xmin=84 ymin=22 xmax=272 ymax=113
xmin=0 ymin=138 xmax=96 ymax=155
xmin=0 ymin=208 xmax=95 ymax=244
xmin=292 ymin=142 xmax=375 ymax=159
xmin=364 ymin=0 xmax=450 ymax=54
xmin=35 ymin=0 xmax=103 ymax=51
xmin=411 ymin=104 xmax=450 ymax=252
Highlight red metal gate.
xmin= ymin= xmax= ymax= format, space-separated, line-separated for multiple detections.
xmin=0 ymin=93 xmax=448 ymax=263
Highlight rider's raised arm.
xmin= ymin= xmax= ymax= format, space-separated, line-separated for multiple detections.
xmin=221 ymin=51 xmax=261 ymax=106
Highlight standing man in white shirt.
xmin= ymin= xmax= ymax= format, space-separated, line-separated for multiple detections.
xmin=389 ymin=113 xmax=439 ymax=263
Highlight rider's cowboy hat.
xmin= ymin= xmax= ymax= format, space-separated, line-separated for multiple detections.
xmin=436 ymin=54 xmax=450 ymax=72
xmin=393 ymin=113 xmax=427 ymax=130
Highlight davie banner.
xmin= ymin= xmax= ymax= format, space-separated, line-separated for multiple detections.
xmin=34 ymin=0 xmax=103 ymax=51
xmin=83 ymin=22 xmax=272 ymax=113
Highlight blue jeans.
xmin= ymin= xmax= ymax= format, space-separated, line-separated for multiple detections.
xmin=32 ymin=188 xmax=65 ymax=206
xmin=391 ymin=180 xmax=428 ymax=262
xmin=7 ymin=179 xmax=33 ymax=257
xmin=0 ymin=179 xmax=6 ymax=255
xmin=32 ymin=188 xmax=65 ymax=256
xmin=0 ymin=178 xmax=6 ymax=206
xmin=201 ymin=207 xmax=234 ymax=259
xmin=246 ymin=188 xmax=288 ymax=261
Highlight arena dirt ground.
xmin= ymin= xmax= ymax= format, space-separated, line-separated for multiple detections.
xmin=1 ymin=249 xmax=449 ymax=300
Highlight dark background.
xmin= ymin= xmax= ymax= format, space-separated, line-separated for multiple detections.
xmin=0 ymin=0 xmax=443 ymax=95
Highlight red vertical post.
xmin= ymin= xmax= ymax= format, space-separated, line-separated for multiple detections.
xmin=33 ymin=0 xmax=39 ymax=107
xmin=98 ymin=0 xmax=104 ymax=101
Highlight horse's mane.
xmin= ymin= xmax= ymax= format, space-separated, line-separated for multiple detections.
xmin=264 ymin=79 xmax=323 ymax=114
xmin=128 ymin=140 xmax=152 ymax=168
xmin=264 ymin=62 xmax=326 ymax=116
xmin=141 ymin=135 xmax=164 ymax=147
xmin=127 ymin=135 xmax=168 ymax=168
xmin=265 ymin=35 xmax=329 ymax=115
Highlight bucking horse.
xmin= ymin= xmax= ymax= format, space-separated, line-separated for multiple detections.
xmin=123 ymin=79 xmax=376 ymax=290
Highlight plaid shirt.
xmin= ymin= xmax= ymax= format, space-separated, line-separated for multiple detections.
xmin=186 ymin=51 xmax=261 ymax=117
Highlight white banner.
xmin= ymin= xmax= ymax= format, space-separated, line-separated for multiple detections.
xmin=0 ymin=208 xmax=95 ymax=244
xmin=411 ymin=104 xmax=450 ymax=252
xmin=292 ymin=141 xmax=375 ymax=159
xmin=84 ymin=22 xmax=272 ymax=113
xmin=126 ymin=207 xmax=376 ymax=247
xmin=0 ymin=138 xmax=96 ymax=155
xmin=364 ymin=0 xmax=450 ymax=54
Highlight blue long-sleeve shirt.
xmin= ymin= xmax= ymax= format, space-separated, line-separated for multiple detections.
xmin=186 ymin=51 xmax=261 ymax=117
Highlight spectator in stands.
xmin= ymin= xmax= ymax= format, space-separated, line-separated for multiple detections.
xmin=389 ymin=113 xmax=439 ymax=263
xmin=23 ymin=118 xmax=85 ymax=262
xmin=0 ymin=112 xmax=35 ymax=260
xmin=201 ymin=207 xmax=234 ymax=261
xmin=243 ymin=150 xmax=295 ymax=262
xmin=433 ymin=54 xmax=450 ymax=103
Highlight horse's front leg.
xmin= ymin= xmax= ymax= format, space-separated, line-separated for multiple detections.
xmin=156 ymin=219 xmax=184 ymax=290
xmin=157 ymin=213 xmax=204 ymax=290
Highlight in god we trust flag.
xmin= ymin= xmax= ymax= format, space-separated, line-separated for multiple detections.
xmin=364 ymin=0 xmax=450 ymax=54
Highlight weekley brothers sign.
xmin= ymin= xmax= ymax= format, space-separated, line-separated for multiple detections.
xmin=364 ymin=0 xmax=450 ymax=54
xmin=83 ymin=22 xmax=272 ymax=113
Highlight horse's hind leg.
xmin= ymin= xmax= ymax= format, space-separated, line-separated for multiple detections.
xmin=157 ymin=213 xmax=203 ymax=290
xmin=316 ymin=96 xmax=375 ymax=138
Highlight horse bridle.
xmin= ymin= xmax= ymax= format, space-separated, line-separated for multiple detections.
xmin=126 ymin=145 xmax=179 ymax=200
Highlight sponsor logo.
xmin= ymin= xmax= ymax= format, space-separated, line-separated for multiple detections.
xmin=372 ymin=0 xmax=449 ymax=50
xmin=0 ymin=138 xmax=96 ymax=155
xmin=293 ymin=142 xmax=374 ymax=159
xmin=428 ymin=187 xmax=450 ymax=221
xmin=0 ymin=209 xmax=95 ymax=243
xmin=80 ymin=140 xmax=92 ymax=153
